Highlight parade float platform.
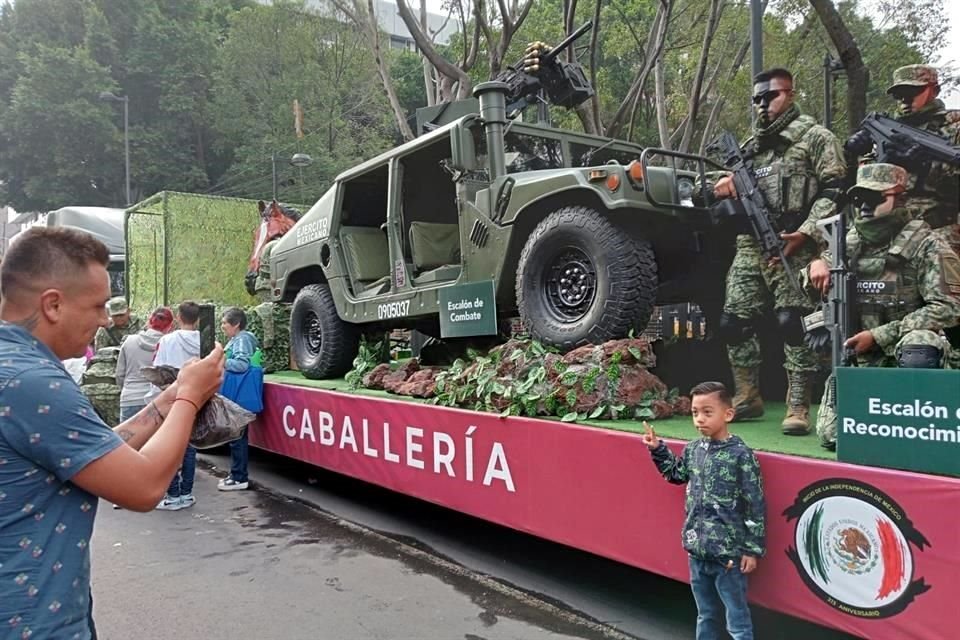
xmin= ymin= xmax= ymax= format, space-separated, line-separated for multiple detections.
xmin=251 ymin=371 xmax=960 ymax=640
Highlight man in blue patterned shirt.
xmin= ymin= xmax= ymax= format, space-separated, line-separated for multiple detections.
xmin=0 ymin=227 xmax=224 ymax=639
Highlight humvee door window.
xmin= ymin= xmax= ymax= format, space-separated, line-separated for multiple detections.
xmin=504 ymin=133 xmax=562 ymax=173
xmin=470 ymin=128 xmax=563 ymax=174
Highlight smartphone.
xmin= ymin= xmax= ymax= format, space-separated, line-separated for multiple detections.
xmin=197 ymin=304 xmax=216 ymax=359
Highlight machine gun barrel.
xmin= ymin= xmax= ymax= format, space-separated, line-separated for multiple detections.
xmin=540 ymin=21 xmax=593 ymax=65
xmin=708 ymin=131 xmax=803 ymax=296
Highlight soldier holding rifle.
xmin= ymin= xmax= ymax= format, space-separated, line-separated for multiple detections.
xmin=712 ymin=68 xmax=846 ymax=436
xmin=807 ymin=163 xmax=960 ymax=449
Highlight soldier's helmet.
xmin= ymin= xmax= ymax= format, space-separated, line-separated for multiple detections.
xmin=887 ymin=64 xmax=939 ymax=94
xmin=848 ymin=162 xmax=908 ymax=198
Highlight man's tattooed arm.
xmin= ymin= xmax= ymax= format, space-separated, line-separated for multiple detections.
xmin=112 ymin=397 xmax=171 ymax=451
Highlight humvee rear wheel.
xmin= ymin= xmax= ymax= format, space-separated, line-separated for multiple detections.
xmin=290 ymin=284 xmax=358 ymax=379
xmin=516 ymin=206 xmax=658 ymax=351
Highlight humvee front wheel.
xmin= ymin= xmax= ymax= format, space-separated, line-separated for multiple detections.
xmin=516 ymin=206 xmax=658 ymax=351
xmin=290 ymin=284 xmax=358 ymax=379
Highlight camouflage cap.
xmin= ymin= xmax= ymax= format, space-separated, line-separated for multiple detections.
xmin=886 ymin=64 xmax=938 ymax=93
xmin=106 ymin=296 xmax=128 ymax=316
xmin=848 ymin=163 xmax=909 ymax=197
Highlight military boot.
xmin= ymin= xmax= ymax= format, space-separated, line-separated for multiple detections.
xmin=731 ymin=366 xmax=764 ymax=421
xmin=782 ymin=371 xmax=812 ymax=435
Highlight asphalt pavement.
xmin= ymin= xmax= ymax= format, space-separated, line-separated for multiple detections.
xmin=91 ymin=450 xmax=857 ymax=639
xmin=92 ymin=465 xmax=631 ymax=640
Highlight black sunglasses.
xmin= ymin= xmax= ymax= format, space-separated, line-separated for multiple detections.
xmin=890 ymin=85 xmax=925 ymax=101
xmin=851 ymin=190 xmax=890 ymax=208
xmin=752 ymin=89 xmax=787 ymax=105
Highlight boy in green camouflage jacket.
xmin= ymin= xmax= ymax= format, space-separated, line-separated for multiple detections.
xmin=642 ymin=381 xmax=766 ymax=640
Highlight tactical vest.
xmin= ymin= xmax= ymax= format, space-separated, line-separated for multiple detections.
xmin=849 ymin=219 xmax=928 ymax=330
xmin=748 ymin=114 xmax=822 ymax=231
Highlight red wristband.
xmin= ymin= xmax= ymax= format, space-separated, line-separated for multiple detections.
xmin=174 ymin=397 xmax=201 ymax=413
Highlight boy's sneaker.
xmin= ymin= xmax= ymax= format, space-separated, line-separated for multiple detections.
xmin=155 ymin=495 xmax=184 ymax=511
xmin=217 ymin=477 xmax=249 ymax=491
xmin=179 ymin=494 xmax=196 ymax=509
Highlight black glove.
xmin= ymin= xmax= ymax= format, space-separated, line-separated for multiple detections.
xmin=844 ymin=129 xmax=873 ymax=156
xmin=804 ymin=325 xmax=831 ymax=353
xmin=885 ymin=140 xmax=925 ymax=172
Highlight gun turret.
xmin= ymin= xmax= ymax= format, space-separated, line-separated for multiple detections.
xmin=495 ymin=21 xmax=595 ymax=117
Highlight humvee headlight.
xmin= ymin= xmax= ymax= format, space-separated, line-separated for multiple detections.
xmin=605 ymin=173 xmax=621 ymax=191
xmin=677 ymin=177 xmax=695 ymax=205
xmin=627 ymin=160 xmax=644 ymax=183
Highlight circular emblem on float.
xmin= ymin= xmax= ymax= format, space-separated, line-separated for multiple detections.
xmin=783 ymin=478 xmax=930 ymax=618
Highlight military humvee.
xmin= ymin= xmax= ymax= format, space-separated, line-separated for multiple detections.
xmin=268 ymin=79 xmax=737 ymax=379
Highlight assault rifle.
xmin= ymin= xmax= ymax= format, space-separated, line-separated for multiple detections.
xmin=807 ymin=214 xmax=858 ymax=370
xmin=845 ymin=112 xmax=960 ymax=168
xmin=495 ymin=21 xmax=595 ymax=115
xmin=707 ymin=131 xmax=803 ymax=295
xmin=803 ymin=213 xmax=858 ymax=426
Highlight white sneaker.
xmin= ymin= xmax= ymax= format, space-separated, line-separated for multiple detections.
xmin=179 ymin=494 xmax=196 ymax=509
xmin=155 ymin=495 xmax=184 ymax=511
xmin=217 ymin=478 xmax=249 ymax=491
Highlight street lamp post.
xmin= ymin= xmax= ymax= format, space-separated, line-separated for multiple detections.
xmin=99 ymin=91 xmax=131 ymax=205
xmin=272 ymin=152 xmax=313 ymax=200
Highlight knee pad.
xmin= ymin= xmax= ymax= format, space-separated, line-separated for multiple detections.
xmin=944 ymin=324 xmax=960 ymax=350
xmin=718 ymin=312 xmax=754 ymax=345
xmin=897 ymin=345 xmax=943 ymax=369
xmin=775 ymin=307 xmax=806 ymax=346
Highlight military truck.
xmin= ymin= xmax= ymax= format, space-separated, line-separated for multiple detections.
xmin=270 ymin=34 xmax=735 ymax=378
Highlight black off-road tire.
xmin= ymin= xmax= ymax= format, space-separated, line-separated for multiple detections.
xmin=290 ymin=284 xmax=359 ymax=379
xmin=516 ymin=206 xmax=658 ymax=351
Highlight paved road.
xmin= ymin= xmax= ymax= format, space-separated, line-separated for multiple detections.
xmin=91 ymin=467 xmax=630 ymax=640
xmin=92 ymin=451 xmax=856 ymax=640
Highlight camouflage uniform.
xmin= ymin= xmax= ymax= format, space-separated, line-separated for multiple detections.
xmin=94 ymin=297 xmax=144 ymax=351
xmin=79 ymin=347 xmax=122 ymax=427
xmin=649 ymin=436 xmax=766 ymax=560
xmin=246 ymin=302 xmax=291 ymax=373
xmin=816 ymin=164 xmax=960 ymax=446
xmin=246 ymin=239 xmax=292 ymax=373
xmin=884 ymin=66 xmax=960 ymax=233
xmin=885 ymin=66 xmax=960 ymax=368
xmin=722 ymin=103 xmax=847 ymax=433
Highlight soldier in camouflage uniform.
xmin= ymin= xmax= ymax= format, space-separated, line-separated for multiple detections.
xmin=87 ymin=297 xmax=141 ymax=425
xmin=642 ymin=382 xmax=765 ymax=639
xmin=94 ymin=296 xmax=144 ymax=351
xmin=809 ymin=164 xmax=960 ymax=449
xmin=246 ymin=239 xmax=293 ymax=373
xmin=79 ymin=347 xmax=122 ymax=427
xmin=714 ymin=68 xmax=847 ymax=435
xmin=880 ymin=65 xmax=960 ymax=367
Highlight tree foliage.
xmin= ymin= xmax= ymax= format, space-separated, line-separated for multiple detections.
xmin=0 ymin=0 xmax=949 ymax=211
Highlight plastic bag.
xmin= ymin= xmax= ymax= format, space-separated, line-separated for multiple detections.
xmin=141 ymin=365 xmax=256 ymax=449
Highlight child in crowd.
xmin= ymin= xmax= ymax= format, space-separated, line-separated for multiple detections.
xmin=641 ymin=381 xmax=765 ymax=640
xmin=218 ymin=307 xmax=262 ymax=491
xmin=152 ymin=301 xmax=201 ymax=510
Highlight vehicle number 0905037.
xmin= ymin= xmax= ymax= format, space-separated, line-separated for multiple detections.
xmin=377 ymin=300 xmax=410 ymax=319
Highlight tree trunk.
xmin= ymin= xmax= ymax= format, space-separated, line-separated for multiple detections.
xmin=420 ymin=0 xmax=435 ymax=106
xmin=366 ymin=0 xmax=415 ymax=140
xmin=605 ymin=0 xmax=671 ymax=138
xmin=654 ymin=56 xmax=671 ymax=150
xmin=808 ymin=0 xmax=867 ymax=133
xmin=678 ymin=0 xmax=725 ymax=154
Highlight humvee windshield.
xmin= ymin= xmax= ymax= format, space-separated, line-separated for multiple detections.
xmin=470 ymin=126 xmax=640 ymax=174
